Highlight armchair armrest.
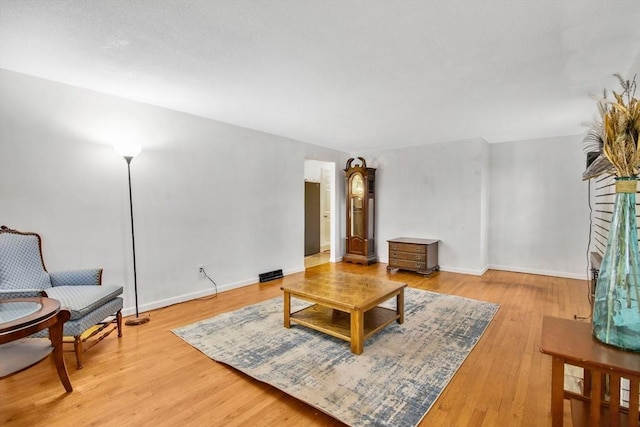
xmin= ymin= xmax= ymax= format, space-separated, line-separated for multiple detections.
xmin=49 ymin=269 xmax=103 ymax=287
xmin=0 ymin=289 xmax=45 ymax=300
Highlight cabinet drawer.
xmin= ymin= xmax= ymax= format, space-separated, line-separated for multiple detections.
xmin=390 ymin=251 xmax=426 ymax=262
xmin=388 ymin=243 xmax=426 ymax=253
xmin=389 ymin=258 xmax=425 ymax=270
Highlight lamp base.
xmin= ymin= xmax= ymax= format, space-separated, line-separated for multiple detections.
xmin=125 ymin=316 xmax=150 ymax=326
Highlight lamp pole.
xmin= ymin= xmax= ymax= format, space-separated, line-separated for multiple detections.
xmin=115 ymin=145 xmax=149 ymax=326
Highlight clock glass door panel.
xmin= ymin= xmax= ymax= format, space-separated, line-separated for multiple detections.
xmin=344 ymin=158 xmax=377 ymax=265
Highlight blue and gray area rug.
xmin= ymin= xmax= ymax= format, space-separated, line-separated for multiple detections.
xmin=173 ymin=288 xmax=499 ymax=426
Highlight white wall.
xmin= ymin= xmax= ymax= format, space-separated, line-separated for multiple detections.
xmin=0 ymin=68 xmax=592 ymax=317
xmin=0 ymin=69 xmax=348 ymax=315
xmin=489 ymin=135 xmax=590 ymax=279
xmin=304 ymin=160 xmax=323 ymax=183
xmin=360 ymin=135 xmax=589 ymax=279
xmin=480 ymin=141 xmax=490 ymax=269
xmin=361 ymin=139 xmax=489 ymax=275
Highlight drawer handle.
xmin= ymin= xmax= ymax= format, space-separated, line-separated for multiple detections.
xmin=391 ymin=245 xmax=398 ymax=250
xmin=391 ymin=252 xmax=397 ymax=257
xmin=415 ymin=255 xmax=421 ymax=259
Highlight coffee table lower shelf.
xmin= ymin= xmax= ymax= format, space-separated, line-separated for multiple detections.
xmin=290 ymin=304 xmax=399 ymax=343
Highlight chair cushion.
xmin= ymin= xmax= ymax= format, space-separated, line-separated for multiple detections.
xmin=0 ymin=233 xmax=52 ymax=291
xmin=44 ymin=285 xmax=123 ymax=320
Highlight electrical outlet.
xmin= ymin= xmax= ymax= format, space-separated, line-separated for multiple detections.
xmin=197 ymin=265 xmax=205 ymax=277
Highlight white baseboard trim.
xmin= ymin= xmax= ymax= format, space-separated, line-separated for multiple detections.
xmin=438 ymin=265 xmax=488 ymax=276
xmin=123 ymin=276 xmax=256 ymax=317
xmin=487 ymin=264 xmax=588 ymax=280
xmin=381 ymin=259 xmax=584 ymax=280
xmin=123 ymin=267 xmax=307 ymax=317
xmin=122 ymin=263 xmax=587 ymax=316
xmin=380 ymin=258 xmax=488 ymax=276
xmin=283 ymin=266 xmax=305 ymax=276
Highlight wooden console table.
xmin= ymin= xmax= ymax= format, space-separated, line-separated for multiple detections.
xmin=387 ymin=237 xmax=439 ymax=276
xmin=540 ymin=316 xmax=639 ymax=426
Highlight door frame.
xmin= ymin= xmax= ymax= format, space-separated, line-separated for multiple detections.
xmin=304 ymin=159 xmax=336 ymax=263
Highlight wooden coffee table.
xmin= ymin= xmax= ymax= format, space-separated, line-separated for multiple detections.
xmin=281 ymin=272 xmax=407 ymax=355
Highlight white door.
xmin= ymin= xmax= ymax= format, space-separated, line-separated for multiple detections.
xmin=320 ymin=167 xmax=332 ymax=251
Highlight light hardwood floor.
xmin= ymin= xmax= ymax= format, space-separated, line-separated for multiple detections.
xmin=0 ymin=262 xmax=589 ymax=426
xmin=304 ymin=251 xmax=331 ymax=268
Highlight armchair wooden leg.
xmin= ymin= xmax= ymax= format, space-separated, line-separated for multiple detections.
xmin=116 ymin=310 xmax=123 ymax=337
xmin=73 ymin=336 xmax=83 ymax=370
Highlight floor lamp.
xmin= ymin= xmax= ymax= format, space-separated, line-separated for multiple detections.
xmin=115 ymin=144 xmax=150 ymax=326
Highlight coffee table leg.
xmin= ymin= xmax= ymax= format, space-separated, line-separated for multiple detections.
xmin=49 ymin=311 xmax=72 ymax=392
xmin=350 ymin=309 xmax=364 ymax=355
xmin=283 ymin=291 xmax=291 ymax=328
xmin=397 ymin=289 xmax=405 ymax=324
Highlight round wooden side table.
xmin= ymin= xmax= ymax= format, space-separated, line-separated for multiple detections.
xmin=0 ymin=297 xmax=72 ymax=392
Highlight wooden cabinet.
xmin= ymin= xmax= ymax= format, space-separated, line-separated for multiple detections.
xmin=387 ymin=237 xmax=439 ymax=275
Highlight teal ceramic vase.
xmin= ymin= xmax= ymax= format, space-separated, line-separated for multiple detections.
xmin=592 ymin=177 xmax=640 ymax=351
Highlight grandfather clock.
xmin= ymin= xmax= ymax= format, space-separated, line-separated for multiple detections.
xmin=344 ymin=157 xmax=377 ymax=265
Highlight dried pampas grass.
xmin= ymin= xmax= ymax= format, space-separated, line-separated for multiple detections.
xmin=583 ymin=74 xmax=639 ymax=179
xmin=601 ymin=74 xmax=639 ymax=177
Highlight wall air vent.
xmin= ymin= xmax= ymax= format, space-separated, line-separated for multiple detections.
xmin=259 ymin=269 xmax=283 ymax=283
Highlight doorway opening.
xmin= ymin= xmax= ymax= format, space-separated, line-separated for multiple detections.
xmin=304 ymin=160 xmax=336 ymax=268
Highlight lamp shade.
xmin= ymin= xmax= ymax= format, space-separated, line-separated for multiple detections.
xmin=113 ymin=143 xmax=142 ymax=159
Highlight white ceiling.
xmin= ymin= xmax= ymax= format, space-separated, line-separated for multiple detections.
xmin=1 ymin=1 xmax=639 ymax=152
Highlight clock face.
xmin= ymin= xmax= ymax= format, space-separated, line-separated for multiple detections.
xmin=351 ymin=174 xmax=364 ymax=196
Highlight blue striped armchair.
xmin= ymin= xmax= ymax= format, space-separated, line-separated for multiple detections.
xmin=0 ymin=226 xmax=123 ymax=368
